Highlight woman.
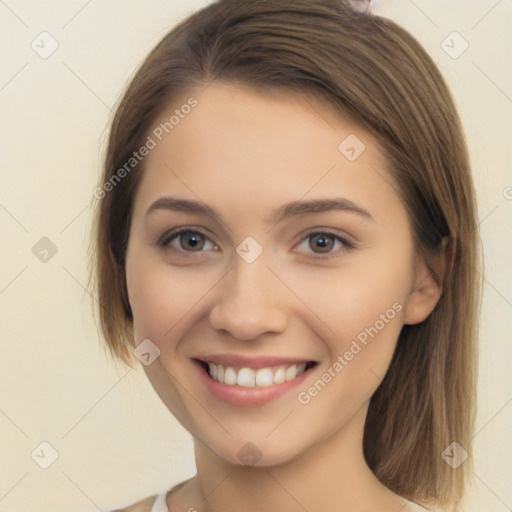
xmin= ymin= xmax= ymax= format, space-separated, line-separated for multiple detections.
xmin=91 ymin=1 xmax=480 ymax=510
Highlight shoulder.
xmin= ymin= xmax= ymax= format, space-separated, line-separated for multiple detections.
xmin=110 ymin=494 xmax=158 ymax=512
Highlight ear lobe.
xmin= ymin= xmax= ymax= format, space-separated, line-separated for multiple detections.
xmin=403 ymin=273 xmax=442 ymax=325
xmin=403 ymin=244 xmax=447 ymax=325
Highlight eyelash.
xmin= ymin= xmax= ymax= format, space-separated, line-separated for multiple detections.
xmin=156 ymin=227 xmax=356 ymax=260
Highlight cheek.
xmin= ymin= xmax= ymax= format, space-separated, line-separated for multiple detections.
xmin=126 ymin=255 xmax=212 ymax=346
xmin=293 ymin=271 xmax=407 ymax=426
xmin=282 ymin=245 xmax=411 ymax=388
xmin=288 ymin=256 xmax=410 ymax=340
xmin=334 ymin=271 xmax=407 ymax=339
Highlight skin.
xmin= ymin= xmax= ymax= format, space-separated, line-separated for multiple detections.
xmin=124 ymin=83 xmax=441 ymax=512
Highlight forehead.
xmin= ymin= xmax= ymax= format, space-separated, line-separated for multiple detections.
xmin=133 ymin=82 xmax=400 ymax=222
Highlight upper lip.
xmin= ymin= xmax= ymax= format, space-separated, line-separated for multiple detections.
xmin=193 ymin=354 xmax=316 ymax=370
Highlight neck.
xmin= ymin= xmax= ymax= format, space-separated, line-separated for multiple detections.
xmin=188 ymin=403 xmax=403 ymax=512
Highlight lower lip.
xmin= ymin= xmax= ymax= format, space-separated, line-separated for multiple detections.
xmin=194 ymin=360 xmax=315 ymax=407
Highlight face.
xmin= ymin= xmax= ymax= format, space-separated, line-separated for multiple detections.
xmin=125 ymin=83 xmax=438 ymax=467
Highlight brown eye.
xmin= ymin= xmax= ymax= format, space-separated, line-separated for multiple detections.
xmin=179 ymin=231 xmax=205 ymax=251
xmin=309 ymin=233 xmax=335 ymax=253
xmin=158 ymin=228 xmax=217 ymax=254
xmin=294 ymin=230 xmax=355 ymax=259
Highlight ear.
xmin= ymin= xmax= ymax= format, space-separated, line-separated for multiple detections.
xmin=403 ymin=241 xmax=447 ymax=325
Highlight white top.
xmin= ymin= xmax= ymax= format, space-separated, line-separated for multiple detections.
xmin=405 ymin=502 xmax=431 ymax=511
xmin=148 ymin=490 xmax=430 ymax=512
xmin=150 ymin=490 xmax=169 ymax=512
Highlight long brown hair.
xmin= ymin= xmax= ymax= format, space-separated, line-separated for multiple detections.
xmin=88 ymin=1 xmax=481 ymax=509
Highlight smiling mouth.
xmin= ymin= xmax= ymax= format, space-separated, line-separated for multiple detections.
xmin=195 ymin=359 xmax=318 ymax=388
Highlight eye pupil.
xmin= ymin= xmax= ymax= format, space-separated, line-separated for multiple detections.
xmin=310 ymin=233 xmax=334 ymax=253
xmin=180 ymin=232 xmax=204 ymax=251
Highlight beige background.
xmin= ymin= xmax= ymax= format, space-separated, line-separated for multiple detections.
xmin=1 ymin=1 xmax=511 ymax=511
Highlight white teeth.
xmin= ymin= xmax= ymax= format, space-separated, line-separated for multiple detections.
xmin=216 ymin=363 xmax=224 ymax=383
xmin=255 ymin=368 xmax=274 ymax=387
xmin=274 ymin=366 xmax=286 ymax=384
xmin=206 ymin=362 xmax=310 ymax=387
xmin=285 ymin=365 xmax=297 ymax=381
xmin=224 ymin=366 xmax=237 ymax=385
xmin=237 ymin=368 xmax=256 ymax=387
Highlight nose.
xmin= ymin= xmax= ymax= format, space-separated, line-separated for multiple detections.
xmin=208 ymin=258 xmax=289 ymax=341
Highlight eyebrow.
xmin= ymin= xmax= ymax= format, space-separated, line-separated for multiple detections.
xmin=145 ymin=196 xmax=374 ymax=224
